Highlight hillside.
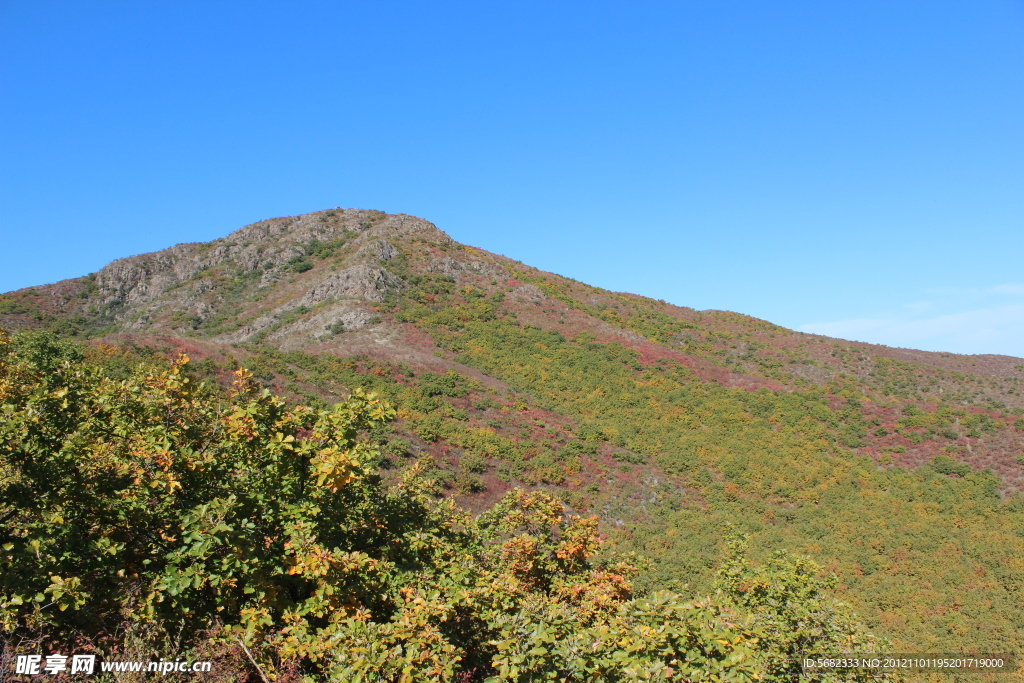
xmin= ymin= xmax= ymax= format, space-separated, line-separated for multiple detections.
xmin=3 ymin=207 xmax=1024 ymax=659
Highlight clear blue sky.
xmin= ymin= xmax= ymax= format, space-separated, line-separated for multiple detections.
xmin=2 ymin=1 xmax=1023 ymax=356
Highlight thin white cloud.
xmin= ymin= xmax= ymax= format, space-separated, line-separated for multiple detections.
xmin=920 ymin=283 xmax=1024 ymax=298
xmin=991 ymin=283 xmax=1024 ymax=296
xmin=800 ymin=304 xmax=1024 ymax=358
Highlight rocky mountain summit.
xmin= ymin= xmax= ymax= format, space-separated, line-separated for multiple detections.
xmin=93 ymin=210 xmax=439 ymax=341
xmin=4 ymin=208 xmax=511 ymax=362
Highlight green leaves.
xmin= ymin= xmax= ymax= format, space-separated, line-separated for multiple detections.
xmin=44 ymin=575 xmax=87 ymax=612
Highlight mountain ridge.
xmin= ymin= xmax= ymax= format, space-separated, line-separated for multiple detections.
xmin=4 ymin=208 xmax=1024 ymax=654
xmin=4 ymin=208 xmax=1023 ymax=394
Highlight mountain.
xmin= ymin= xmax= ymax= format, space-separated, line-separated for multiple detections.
xmin=3 ymin=207 xmax=1024 ymax=655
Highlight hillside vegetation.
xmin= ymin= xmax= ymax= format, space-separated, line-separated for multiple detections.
xmin=1 ymin=330 xmax=889 ymax=681
xmin=2 ymin=208 xmax=1024 ymax=677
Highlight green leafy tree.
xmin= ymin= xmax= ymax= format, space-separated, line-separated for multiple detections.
xmin=716 ymin=533 xmax=890 ymax=682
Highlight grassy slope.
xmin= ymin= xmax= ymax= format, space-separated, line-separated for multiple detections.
xmin=3 ymin=209 xmax=1024 ymax=654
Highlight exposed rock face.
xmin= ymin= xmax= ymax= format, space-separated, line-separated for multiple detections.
xmin=95 ymin=244 xmax=204 ymax=306
xmin=1 ymin=206 xmax=547 ymax=363
xmin=509 ymin=283 xmax=546 ymax=303
xmin=299 ymin=265 xmax=404 ymax=305
xmin=91 ymin=210 xmax=434 ymax=310
xmin=356 ymin=240 xmax=400 ymax=262
xmin=219 ymin=298 xmax=380 ymax=345
xmin=427 ymin=256 xmax=505 ymax=281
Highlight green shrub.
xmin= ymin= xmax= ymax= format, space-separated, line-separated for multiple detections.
xmin=611 ymin=450 xmax=647 ymax=465
xmin=460 ymin=452 xmax=488 ymax=473
xmin=285 ymin=256 xmax=313 ymax=273
xmin=419 ymin=371 xmax=469 ymax=397
xmin=384 ymin=437 xmax=411 ymax=457
xmin=454 ymin=472 xmax=486 ymax=493
xmin=930 ymin=454 xmax=971 ymax=477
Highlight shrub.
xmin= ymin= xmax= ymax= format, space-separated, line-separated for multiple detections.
xmin=324 ymin=320 xmax=346 ymax=335
xmin=0 ymin=331 xmax=396 ymax=657
xmin=930 ymin=454 xmax=971 ymax=478
xmin=383 ymin=437 xmax=411 ymax=457
xmin=285 ymin=256 xmax=313 ymax=273
xmin=419 ymin=371 xmax=469 ymax=397
xmin=455 ymin=472 xmax=486 ymax=493
xmin=460 ymin=452 xmax=488 ymax=473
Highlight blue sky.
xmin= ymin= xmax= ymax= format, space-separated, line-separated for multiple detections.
xmin=2 ymin=1 xmax=1023 ymax=356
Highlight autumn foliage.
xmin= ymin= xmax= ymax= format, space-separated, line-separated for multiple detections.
xmin=1 ymin=330 xmax=890 ymax=681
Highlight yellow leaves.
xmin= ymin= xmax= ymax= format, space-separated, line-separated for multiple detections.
xmin=152 ymin=447 xmax=174 ymax=471
xmin=44 ymin=575 xmax=86 ymax=612
xmin=500 ymin=536 xmax=540 ymax=586
xmin=148 ymin=472 xmax=182 ymax=494
xmin=229 ymin=367 xmax=255 ymax=396
xmin=553 ymin=565 xmax=636 ymax=619
xmin=285 ymin=541 xmax=379 ymax=583
xmin=494 ymin=488 xmax=564 ymax=530
xmin=272 ymin=432 xmax=296 ymax=451
xmin=310 ymin=445 xmax=361 ymax=493
xmin=141 ymin=353 xmax=194 ymax=397
xmin=235 ymin=606 xmax=273 ymax=642
xmin=49 ymin=386 xmax=71 ymax=408
xmin=224 ymin=409 xmax=259 ymax=442
xmin=287 ymin=546 xmax=333 ymax=577
xmin=0 ymin=379 xmax=13 ymax=404
xmin=555 ymin=515 xmax=600 ymax=563
xmin=349 ymin=387 xmax=396 ymax=422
